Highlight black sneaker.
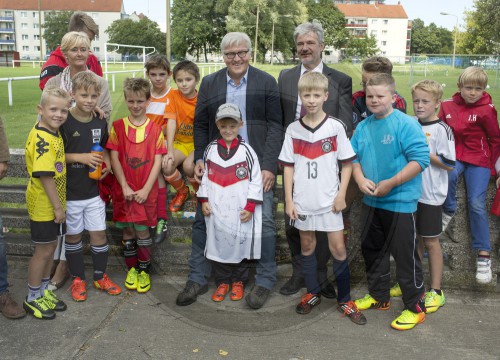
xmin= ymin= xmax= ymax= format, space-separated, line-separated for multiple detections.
xmin=279 ymin=276 xmax=305 ymax=296
xmin=176 ymin=280 xmax=209 ymax=306
xmin=43 ymin=289 xmax=67 ymax=311
xmin=245 ymin=285 xmax=270 ymax=309
xmin=154 ymin=218 xmax=168 ymax=244
xmin=320 ymin=281 xmax=337 ymax=299
xmin=23 ymin=297 xmax=56 ymax=320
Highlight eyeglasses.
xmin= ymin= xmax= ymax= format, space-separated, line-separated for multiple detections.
xmin=224 ymin=50 xmax=249 ymax=59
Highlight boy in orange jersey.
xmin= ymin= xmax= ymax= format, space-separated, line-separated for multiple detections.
xmin=145 ymin=55 xmax=172 ymax=243
xmin=163 ymin=60 xmax=200 ymax=212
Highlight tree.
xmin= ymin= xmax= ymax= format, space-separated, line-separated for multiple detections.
xmin=171 ymin=0 xmax=230 ymax=61
xmin=105 ymin=17 xmax=166 ymax=56
xmin=410 ymin=19 xmax=452 ymax=54
xmin=306 ymin=0 xmax=349 ymax=49
xmin=461 ymin=0 xmax=500 ymax=54
xmin=226 ymin=0 xmax=308 ymax=63
xmin=343 ymin=35 xmax=378 ymax=59
xmin=42 ymin=11 xmax=73 ymax=52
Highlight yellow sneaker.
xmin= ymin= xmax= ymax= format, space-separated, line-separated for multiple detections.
xmin=137 ymin=271 xmax=151 ymax=293
xmin=125 ymin=268 xmax=138 ymax=290
xmin=425 ymin=290 xmax=445 ymax=314
xmin=391 ymin=309 xmax=425 ymax=330
xmin=354 ymin=294 xmax=390 ymax=311
xmin=390 ymin=283 xmax=402 ymax=297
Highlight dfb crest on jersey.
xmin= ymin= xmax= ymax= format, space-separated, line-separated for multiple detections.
xmin=235 ymin=166 xmax=248 ymax=179
xmin=321 ymin=140 xmax=332 ymax=153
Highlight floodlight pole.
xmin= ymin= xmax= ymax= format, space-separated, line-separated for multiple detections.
xmin=166 ymin=0 xmax=171 ymax=60
xmin=440 ymin=12 xmax=458 ymax=68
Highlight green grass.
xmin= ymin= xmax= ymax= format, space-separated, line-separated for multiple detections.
xmin=1 ymin=62 xmax=499 ymax=149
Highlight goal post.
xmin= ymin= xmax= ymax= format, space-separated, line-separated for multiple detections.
xmin=103 ymin=43 xmax=156 ymax=79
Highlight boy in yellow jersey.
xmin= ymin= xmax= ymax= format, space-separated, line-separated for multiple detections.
xmin=145 ymin=55 xmax=172 ymax=243
xmin=163 ymin=60 xmax=200 ymax=212
xmin=24 ymin=87 xmax=71 ymax=319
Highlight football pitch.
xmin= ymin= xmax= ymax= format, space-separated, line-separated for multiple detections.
xmin=0 ymin=62 xmax=498 ymax=149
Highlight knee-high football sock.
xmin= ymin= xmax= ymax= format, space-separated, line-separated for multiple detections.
xmin=91 ymin=243 xmax=109 ymax=281
xmin=137 ymin=237 xmax=152 ymax=273
xmin=187 ymin=176 xmax=199 ymax=193
xmin=122 ymin=239 xmax=138 ymax=270
xmin=65 ymin=239 xmax=85 ymax=279
xmin=333 ymin=257 xmax=350 ymax=303
xmin=165 ymin=169 xmax=188 ymax=194
xmin=302 ymin=254 xmax=320 ymax=294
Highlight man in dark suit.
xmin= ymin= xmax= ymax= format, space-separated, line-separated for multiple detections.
xmin=278 ymin=21 xmax=353 ymax=298
xmin=176 ymin=32 xmax=283 ymax=309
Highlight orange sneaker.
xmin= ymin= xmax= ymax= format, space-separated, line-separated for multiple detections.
xmin=212 ymin=283 xmax=230 ymax=302
xmin=93 ymin=274 xmax=122 ymax=295
xmin=230 ymin=281 xmax=244 ymax=301
xmin=70 ymin=277 xmax=87 ymax=302
xmin=169 ymin=188 xmax=189 ymax=212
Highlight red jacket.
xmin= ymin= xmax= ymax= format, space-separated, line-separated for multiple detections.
xmin=439 ymin=91 xmax=499 ymax=170
xmin=39 ymin=46 xmax=103 ymax=90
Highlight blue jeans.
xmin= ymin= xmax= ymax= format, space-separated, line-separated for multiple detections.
xmin=188 ymin=190 xmax=277 ymax=290
xmin=443 ymin=160 xmax=491 ymax=252
xmin=0 ymin=215 xmax=9 ymax=294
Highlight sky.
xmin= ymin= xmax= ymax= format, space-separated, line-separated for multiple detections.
xmin=122 ymin=0 xmax=475 ymax=32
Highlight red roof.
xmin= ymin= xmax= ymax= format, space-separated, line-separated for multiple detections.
xmin=0 ymin=0 xmax=123 ymax=12
xmin=336 ymin=3 xmax=408 ymax=19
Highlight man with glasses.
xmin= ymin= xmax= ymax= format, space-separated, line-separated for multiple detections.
xmin=277 ymin=21 xmax=353 ymax=299
xmin=352 ymin=56 xmax=407 ymax=128
xmin=176 ymin=32 xmax=283 ymax=310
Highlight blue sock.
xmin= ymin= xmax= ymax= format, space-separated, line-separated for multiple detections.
xmin=40 ymin=277 xmax=50 ymax=295
xmin=27 ymin=284 xmax=41 ymax=302
xmin=333 ymin=258 xmax=350 ymax=303
xmin=302 ymin=254 xmax=320 ymax=294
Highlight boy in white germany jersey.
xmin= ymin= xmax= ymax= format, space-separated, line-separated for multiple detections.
xmin=279 ymin=72 xmax=365 ymax=325
xmin=412 ymin=80 xmax=455 ymax=313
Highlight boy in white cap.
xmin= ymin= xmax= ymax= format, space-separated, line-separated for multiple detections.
xmin=198 ymin=103 xmax=263 ymax=303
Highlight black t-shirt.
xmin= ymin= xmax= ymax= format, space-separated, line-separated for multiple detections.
xmin=60 ymin=112 xmax=108 ymax=201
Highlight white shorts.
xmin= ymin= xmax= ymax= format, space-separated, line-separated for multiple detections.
xmin=66 ymin=196 xmax=107 ymax=235
xmin=293 ymin=211 xmax=344 ymax=232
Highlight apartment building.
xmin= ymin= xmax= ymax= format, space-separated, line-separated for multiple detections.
xmin=0 ymin=0 xmax=124 ymax=60
xmin=335 ymin=1 xmax=411 ymax=63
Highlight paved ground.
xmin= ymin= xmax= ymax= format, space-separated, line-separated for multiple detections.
xmin=1 ymin=256 xmax=500 ymax=360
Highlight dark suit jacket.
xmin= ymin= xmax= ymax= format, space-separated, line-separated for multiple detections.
xmin=194 ymin=65 xmax=283 ymax=174
xmin=278 ymin=63 xmax=353 ymax=135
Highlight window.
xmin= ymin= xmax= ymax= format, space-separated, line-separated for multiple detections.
xmin=21 ymin=23 xmax=28 ymax=29
xmin=94 ymin=35 xmax=99 ymax=41
xmin=382 ymin=41 xmax=387 ymax=46
xmin=371 ymin=30 xmax=377 ymax=36
xmin=5 ymin=11 xmax=13 ymax=17
xmin=22 ymin=34 xmax=29 ymax=40
xmin=382 ymin=30 xmax=388 ymax=35
xmin=34 ymin=35 xmax=40 ymax=40
xmin=383 ymin=19 xmax=388 ymax=25
xmin=34 ymin=45 xmax=40 ymax=51
xmin=382 ymin=51 xmax=386 ymax=55
xmin=33 ymin=23 xmax=39 ymax=29
xmin=372 ymin=19 xmax=377 ymax=24
xmin=22 ymin=45 xmax=29 ymax=51
xmin=92 ymin=13 xmax=98 ymax=20
xmin=33 ymin=12 xmax=38 ymax=18
xmin=21 ymin=11 xmax=27 ymax=18
xmin=93 ymin=47 xmax=100 ymax=53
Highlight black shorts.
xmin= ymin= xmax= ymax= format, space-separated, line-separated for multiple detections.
xmin=30 ymin=220 xmax=66 ymax=244
xmin=416 ymin=202 xmax=442 ymax=237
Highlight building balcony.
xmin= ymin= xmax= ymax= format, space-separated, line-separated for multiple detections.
xmin=0 ymin=28 xmax=15 ymax=33
xmin=0 ymin=39 xmax=16 ymax=44
xmin=346 ymin=23 xmax=368 ymax=28
xmin=0 ymin=17 xmax=15 ymax=22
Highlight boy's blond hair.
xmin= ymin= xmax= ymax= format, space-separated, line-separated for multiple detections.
xmin=60 ymin=31 xmax=91 ymax=53
xmin=366 ymin=73 xmax=396 ymax=94
xmin=40 ymin=86 xmax=71 ymax=106
xmin=298 ymin=72 xmax=328 ymax=94
xmin=411 ymin=80 xmax=443 ymax=102
xmin=362 ymin=56 xmax=393 ymax=74
xmin=71 ymin=72 xmax=102 ymax=95
xmin=68 ymin=11 xmax=99 ymax=37
xmin=458 ymin=66 xmax=488 ymax=88
xmin=123 ymin=77 xmax=151 ymax=100
xmin=145 ymin=54 xmax=171 ymax=74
